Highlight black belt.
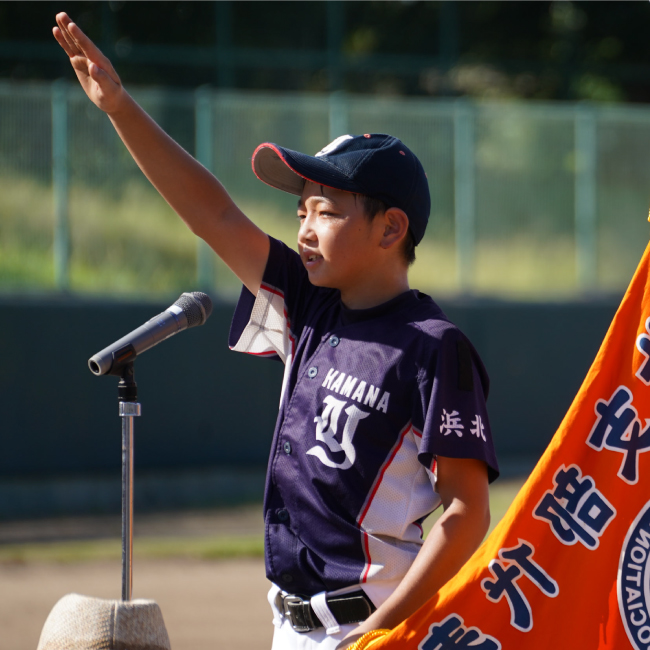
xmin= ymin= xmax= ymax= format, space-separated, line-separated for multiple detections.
xmin=275 ymin=590 xmax=376 ymax=633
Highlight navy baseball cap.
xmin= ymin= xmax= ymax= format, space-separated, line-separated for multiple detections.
xmin=251 ymin=133 xmax=431 ymax=244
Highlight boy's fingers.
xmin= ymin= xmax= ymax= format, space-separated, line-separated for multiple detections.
xmin=55 ymin=24 xmax=81 ymax=58
xmin=54 ymin=13 xmax=121 ymax=88
xmin=52 ymin=27 xmax=83 ymax=59
xmin=65 ymin=21 xmax=101 ymax=61
xmin=66 ymin=21 xmax=121 ymax=85
xmin=52 ymin=27 xmax=80 ymax=60
xmin=55 ymin=11 xmax=72 ymax=29
xmin=54 ymin=12 xmax=81 ymax=56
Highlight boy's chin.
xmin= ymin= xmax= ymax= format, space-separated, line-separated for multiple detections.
xmin=306 ymin=273 xmax=337 ymax=290
xmin=308 ymin=278 xmax=336 ymax=289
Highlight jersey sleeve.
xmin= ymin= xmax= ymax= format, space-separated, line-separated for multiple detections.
xmin=228 ymin=236 xmax=326 ymax=364
xmin=416 ymin=328 xmax=499 ymax=483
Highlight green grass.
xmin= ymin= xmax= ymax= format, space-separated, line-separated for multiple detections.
xmin=6 ymin=172 xmax=640 ymax=299
xmin=0 ymin=477 xmax=526 ymax=565
xmin=0 ymin=534 xmax=264 ymax=565
xmin=0 ymin=173 xmax=620 ymax=300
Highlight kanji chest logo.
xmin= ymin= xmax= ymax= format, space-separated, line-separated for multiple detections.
xmin=307 ymin=395 xmax=370 ymax=470
xmin=619 ymin=500 xmax=650 ymax=650
xmin=308 ymin=367 xmax=391 ymax=469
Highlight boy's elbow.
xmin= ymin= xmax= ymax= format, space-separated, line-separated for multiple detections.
xmin=443 ymin=498 xmax=490 ymax=544
xmin=465 ymin=498 xmax=490 ymax=546
xmin=467 ymin=487 xmax=491 ymax=539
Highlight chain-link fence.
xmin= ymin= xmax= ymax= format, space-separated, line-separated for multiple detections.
xmin=1 ymin=80 xmax=649 ymax=300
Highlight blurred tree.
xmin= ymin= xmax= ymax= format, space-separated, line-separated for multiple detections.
xmin=1 ymin=1 xmax=649 ymax=102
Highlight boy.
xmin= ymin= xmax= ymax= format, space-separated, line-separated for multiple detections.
xmin=53 ymin=13 xmax=499 ymax=650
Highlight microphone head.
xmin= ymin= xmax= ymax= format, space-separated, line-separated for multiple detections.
xmin=174 ymin=291 xmax=213 ymax=328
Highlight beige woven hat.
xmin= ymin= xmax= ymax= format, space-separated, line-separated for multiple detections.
xmin=37 ymin=593 xmax=171 ymax=650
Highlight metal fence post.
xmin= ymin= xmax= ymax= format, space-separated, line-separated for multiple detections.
xmin=195 ymin=86 xmax=215 ymax=292
xmin=454 ymin=100 xmax=476 ymax=292
xmin=574 ymin=104 xmax=598 ymax=292
xmin=327 ymin=1 xmax=344 ymax=92
xmin=329 ymin=90 xmax=348 ymax=140
xmin=52 ymin=79 xmax=69 ymax=291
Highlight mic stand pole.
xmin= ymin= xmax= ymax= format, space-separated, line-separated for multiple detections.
xmin=36 ymin=361 xmax=171 ymax=650
xmin=118 ymin=362 xmax=140 ymax=602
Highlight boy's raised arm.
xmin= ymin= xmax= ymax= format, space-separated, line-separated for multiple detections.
xmin=52 ymin=12 xmax=270 ymax=296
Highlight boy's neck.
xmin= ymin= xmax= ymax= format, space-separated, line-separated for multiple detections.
xmin=339 ymin=271 xmax=410 ymax=310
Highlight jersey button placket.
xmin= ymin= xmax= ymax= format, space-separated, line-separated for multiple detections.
xmin=329 ymin=335 xmax=340 ymax=347
xmin=283 ymin=441 xmax=292 ymax=454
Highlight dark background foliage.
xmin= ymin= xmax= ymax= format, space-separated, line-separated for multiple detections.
xmin=2 ymin=1 xmax=649 ymax=102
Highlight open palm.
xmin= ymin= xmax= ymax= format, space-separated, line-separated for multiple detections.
xmin=52 ymin=12 xmax=124 ymax=114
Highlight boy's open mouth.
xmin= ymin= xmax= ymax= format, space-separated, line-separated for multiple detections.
xmin=302 ymin=251 xmax=322 ymax=266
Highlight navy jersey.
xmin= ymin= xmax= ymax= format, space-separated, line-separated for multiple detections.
xmin=229 ymin=237 xmax=499 ymax=607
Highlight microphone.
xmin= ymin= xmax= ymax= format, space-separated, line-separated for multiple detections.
xmin=88 ymin=292 xmax=213 ymax=376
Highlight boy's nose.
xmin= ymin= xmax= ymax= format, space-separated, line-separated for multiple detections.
xmin=298 ymin=214 xmax=317 ymax=243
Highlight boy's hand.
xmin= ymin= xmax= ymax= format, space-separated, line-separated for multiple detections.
xmin=52 ymin=11 xmax=269 ymax=295
xmin=53 ymin=12 xmax=125 ymax=115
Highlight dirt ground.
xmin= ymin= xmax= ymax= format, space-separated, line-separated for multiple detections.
xmin=0 ymin=507 xmax=273 ymax=650
xmin=0 ymin=478 xmax=528 ymax=650
xmin=0 ymin=557 xmax=273 ymax=650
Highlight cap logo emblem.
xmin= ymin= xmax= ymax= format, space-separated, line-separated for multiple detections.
xmin=315 ymin=134 xmax=354 ymax=158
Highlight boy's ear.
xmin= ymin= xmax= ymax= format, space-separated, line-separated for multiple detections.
xmin=380 ymin=208 xmax=410 ymax=250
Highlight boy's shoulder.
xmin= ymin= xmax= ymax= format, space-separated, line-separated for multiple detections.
xmin=392 ymin=290 xmax=463 ymax=342
xmin=335 ymin=290 xmax=477 ymax=379
xmin=323 ymin=289 xmax=468 ymax=358
xmin=392 ymin=291 xmax=489 ymax=390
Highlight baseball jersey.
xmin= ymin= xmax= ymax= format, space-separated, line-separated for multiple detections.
xmin=229 ymin=237 xmax=499 ymax=608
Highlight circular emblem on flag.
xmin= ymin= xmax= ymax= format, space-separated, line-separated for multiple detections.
xmin=618 ymin=499 xmax=650 ymax=650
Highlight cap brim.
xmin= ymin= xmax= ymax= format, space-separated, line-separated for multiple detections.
xmin=252 ymin=143 xmax=364 ymax=197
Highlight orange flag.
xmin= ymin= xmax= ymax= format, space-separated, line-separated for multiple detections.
xmin=355 ymin=238 xmax=650 ymax=650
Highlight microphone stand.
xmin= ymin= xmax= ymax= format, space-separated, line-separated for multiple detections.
xmin=36 ymin=322 xmax=192 ymax=649
xmin=117 ymin=362 xmax=140 ymax=601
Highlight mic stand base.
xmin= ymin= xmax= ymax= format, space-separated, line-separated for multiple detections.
xmin=37 ymin=594 xmax=170 ymax=650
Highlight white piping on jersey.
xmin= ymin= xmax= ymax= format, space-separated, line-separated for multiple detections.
xmin=356 ymin=421 xmax=442 ymax=604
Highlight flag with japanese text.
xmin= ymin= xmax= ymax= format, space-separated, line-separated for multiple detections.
xmin=354 ymin=238 xmax=650 ymax=650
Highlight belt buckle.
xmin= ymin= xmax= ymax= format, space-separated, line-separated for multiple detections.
xmin=283 ymin=595 xmax=316 ymax=633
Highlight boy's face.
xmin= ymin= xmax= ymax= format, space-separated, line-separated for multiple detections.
xmin=297 ymin=181 xmax=383 ymax=296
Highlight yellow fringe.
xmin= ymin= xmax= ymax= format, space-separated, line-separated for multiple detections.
xmin=348 ymin=629 xmax=392 ymax=649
